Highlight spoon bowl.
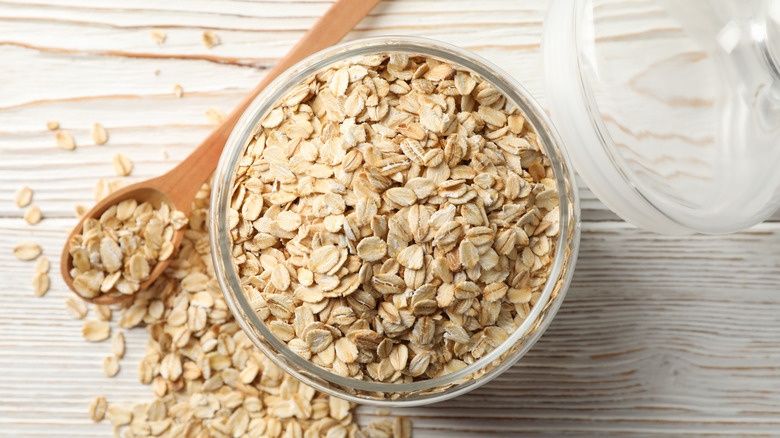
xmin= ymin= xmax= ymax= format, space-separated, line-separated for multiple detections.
xmin=60 ymin=181 xmax=187 ymax=304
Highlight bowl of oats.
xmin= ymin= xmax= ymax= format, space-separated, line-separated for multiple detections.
xmin=209 ymin=37 xmax=579 ymax=406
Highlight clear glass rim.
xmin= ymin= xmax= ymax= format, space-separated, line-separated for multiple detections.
xmin=209 ymin=36 xmax=579 ymax=404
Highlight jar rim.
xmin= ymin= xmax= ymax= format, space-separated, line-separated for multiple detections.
xmin=209 ymin=35 xmax=580 ymax=405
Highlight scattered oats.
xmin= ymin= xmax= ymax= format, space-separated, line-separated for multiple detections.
xmin=153 ymin=68 xmax=160 ymax=76
xmin=93 ymin=178 xmax=116 ymax=201
xmin=46 ymin=120 xmax=59 ymax=131
xmin=91 ymin=123 xmax=108 ymax=145
xmin=82 ymin=319 xmax=111 ymax=342
xmin=14 ymin=242 xmax=41 ymax=261
xmin=107 ymin=404 xmax=132 ymax=426
xmin=56 ymin=130 xmax=75 ymax=151
xmin=161 ymin=150 xmax=168 ymax=159
xmin=88 ymin=396 xmax=107 ymax=422
xmin=112 ymin=153 xmax=133 ymax=176
xmin=191 ymin=291 xmax=214 ymax=308
xmin=73 ymin=180 xmax=414 ymax=437
xmin=329 ymin=396 xmax=350 ymax=420
xmin=394 ymin=416 xmax=412 ymax=438
xmin=14 ymin=186 xmax=32 ymax=208
xmin=65 ymin=296 xmax=88 ymax=319
xmin=172 ymin=84 xmax=183 ymax=98
xmin=205 ymin=107 xmax=226 ymax=126
xmin=366 ymin=419 xmax=395 ymax=437
xmin=74 ymin=204 xmax=88 ymax=218
xmin=32 ymin=272 xmax=49 ymax=297
xmin=202 ymin=30 xmax=220 ymax=48
xmin=94 ymin=304 xmax=112 ymax=321
xmin=150 ymin=29 xmax=166 ymax=44
xmin=35 ymin=256 xmax=50 ymax=274
xmin=111 ymin=331 xmax=125 ymax=358
xmin=182 ymin=272 xmax=208 ymax=291
xmin=103 ymin=355 xmax=120 ymax=377
xmin=23 ymin=205 xmax=42 ymax=225
xmin=93 ymin=179 xmax=127 ymax=202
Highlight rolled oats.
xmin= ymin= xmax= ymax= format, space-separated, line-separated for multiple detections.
xmin=88 ymin=396 xmax=107 ymax=422
xmin=75 ymin=204 xmax=88 ymax=218
xmin=95 ymin=304 xmax=112 ymax=321
xmin=46 ymin=120 xmax=59 ymax=131
xmin=35 ymin=256 xmax=50 ymax=274
xmin=14 ymin=186 xmax=32 ymax=208
xmin=65 ymin=296 xmax=88 ymax=319
xmin=56 ymin=130 xmax=76 ymax=151
xmin=67 ymin=199 xmax=181 ymax=301
xmin=70 ymin=181 xmax=412 ymax=437
xmin=32 ymin=272 xmax=49 ymax=297
xmin=172 ymin=84 xmax=183 ymax=98
xmin=205 ymin=107 xmax=226 ymax=126
xmin=150 ymin=29 xmax=166 ymax=44
xmin=229 ymin=53 xmax=560 ymax=383
xmin=103 ymin=355 xmax=120 ymax=377
xmin=111 ymin=330 xmax=125 ymax=359
xmin=202 ymin=30 xmax=220 ymax=48
xmin=24 ymin=205 xmax=42 ymax=225
xmin=82 ymin=319 xmax=111 ymax=342
xmin=14 ymin=242 xmax=41 ymax=261
xmin=91 ymin=122 xmax=108 ymax=145
xmin=107 ymin=404 xmax=132 ymax=426
xmin=112 ymin=153 xmax=133 ymax=176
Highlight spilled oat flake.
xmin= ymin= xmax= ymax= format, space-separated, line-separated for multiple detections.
xmin=150 ymin=29 xmax=166 ymax=45
xmin=65 ymin=180 xmax=411 ymax=437
xmin=112 ymin=153 xmax=134 ymax=176
xmin=56 ymin=130 xmax=76 ymax=151
xmin=24 ymin=205 xmax=42 ymax=225
xmin=202 ymin=30 xmax=220 ymax=48
xmin=92 ymin=123 xmax=108 ymax=145
xmin=14 ymin=186 xmax=32 ymax=208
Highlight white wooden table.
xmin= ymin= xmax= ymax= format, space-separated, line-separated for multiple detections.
xmin=2 ymin=1 xmax=780 ymax=436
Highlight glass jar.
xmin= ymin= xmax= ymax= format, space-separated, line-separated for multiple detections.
xmin=543 ymin=0 xmax=780 ymax=234
xmin=209 ymin=36 xmax=580 ymax=406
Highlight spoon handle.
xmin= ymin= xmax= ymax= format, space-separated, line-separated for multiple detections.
xmin=158 ymin=0 xmax=383 ymax=209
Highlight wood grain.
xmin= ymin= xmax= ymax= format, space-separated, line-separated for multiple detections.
xmin=3 ymin=1 xmax=780 ymax=437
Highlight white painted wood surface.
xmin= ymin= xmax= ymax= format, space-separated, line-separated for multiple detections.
xmin=2 ymin=0 xmax=780 ymax=436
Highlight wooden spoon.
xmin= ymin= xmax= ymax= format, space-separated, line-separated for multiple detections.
xmin=61 ymin=0 xmax=382 ymax=304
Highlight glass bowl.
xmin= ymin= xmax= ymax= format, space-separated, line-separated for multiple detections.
xmin=209 ymin=36 xmax=580 ymax=406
